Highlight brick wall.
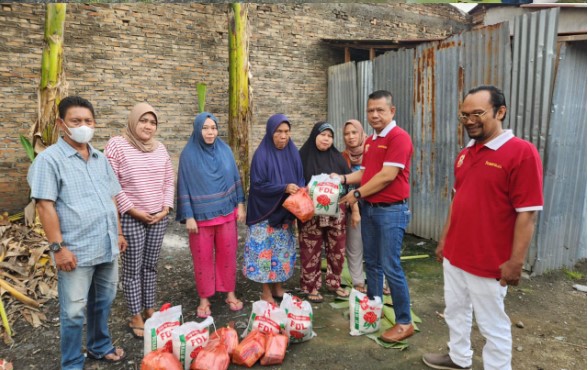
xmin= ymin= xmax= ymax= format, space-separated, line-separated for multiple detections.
xmin=0 ymin=3 xmax=468 ymax=213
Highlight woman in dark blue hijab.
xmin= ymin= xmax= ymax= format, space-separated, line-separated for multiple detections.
xmin=244 ymin=113 xmax=305 ymax=303
xmin=177 ymin=112 xmax=245 ymax=318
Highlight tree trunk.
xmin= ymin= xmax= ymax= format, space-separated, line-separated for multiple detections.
xmin=228 ymin=3 xmax=250 ymax=193
xmin=24 ymin=4 xmax=67 ymax=226
xmin=32 ymin=4 xmax=68 ymax=154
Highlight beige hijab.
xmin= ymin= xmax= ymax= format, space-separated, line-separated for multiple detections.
xmin=343 ymin=119 xmax=368 ymax=166
xmin=123 ymin=102 xmax=160 ymax=152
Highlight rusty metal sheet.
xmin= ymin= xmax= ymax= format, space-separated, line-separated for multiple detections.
xmin=328 ymin=61 xmax=358 ymax=151
xmin=532 ymin=41 xmax=587 ymax=274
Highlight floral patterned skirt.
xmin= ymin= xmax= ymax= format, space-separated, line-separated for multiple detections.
xmin=243 ymin=219 xmax=297 ymax=283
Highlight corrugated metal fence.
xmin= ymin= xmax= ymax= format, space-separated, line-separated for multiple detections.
xmin=533 ymin=41 xmax=587 ymax=274
xmin=327 ymin=8 xmax=587 ymax=274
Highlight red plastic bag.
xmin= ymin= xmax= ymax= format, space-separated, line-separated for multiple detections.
xmin=283 ymin=188 xmax=314 ymax=222
xmin=232 ymin=330 xmax=267 ymax=368
xmin=209 ymin=325 xmax=239 ymax=356
xmin=260 ymin=332 xmax=288 ymax=366
xmin=190 ymin=337 xmax=230 ymax=370
xmin=141 ymin=348 xmax=183 ymax=370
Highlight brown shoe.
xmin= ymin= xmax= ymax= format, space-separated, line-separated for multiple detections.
xmin=379 ymin=323 xmax=414 ymax=343
xmin=422 ymin=353 xmax=471 ymax=370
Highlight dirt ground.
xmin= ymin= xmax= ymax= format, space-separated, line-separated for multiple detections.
xmin=1 ymin=219 xmax=586 ymax=370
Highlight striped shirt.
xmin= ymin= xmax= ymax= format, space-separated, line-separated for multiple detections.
xmin=104 ymin=136 xmax=175 ymax=215
xmin=27 ymin=137 xmax=121 ymax=266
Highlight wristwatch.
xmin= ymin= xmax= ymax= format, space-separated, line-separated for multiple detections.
xmin=353 ymin=190 xmax=362 ymax=199
xmin=49 ymin=242 xmax=63 ymax=253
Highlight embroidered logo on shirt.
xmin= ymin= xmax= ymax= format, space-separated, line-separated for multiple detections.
xmin=456 ymin=154 xmax=466 ymax=168
xmin=485 ymin=161 xmax=502 ymax=169
xmin=377 ymin=145 xmax=387 ymax=149
xmin=365 ymin=144 xmax=370 ymax=153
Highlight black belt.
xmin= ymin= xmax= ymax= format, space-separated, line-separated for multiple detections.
xmin=363 ymin=199 xmax=407 ymax=207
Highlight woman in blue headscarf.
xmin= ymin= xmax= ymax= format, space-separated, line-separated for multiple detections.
xmin=244 ymin=113 xmax=305 ymax=303
xmin=177 ymin=112 xmax=245 ymax=318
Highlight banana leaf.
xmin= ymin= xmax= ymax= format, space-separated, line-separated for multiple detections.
xmin=19 ymin=135 xmax=35 ymax=162
xmin=197 ymin=82 xmax=207 ymax=113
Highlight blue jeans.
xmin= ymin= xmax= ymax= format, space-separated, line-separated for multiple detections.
xmin=58 ymin=260 xmax=118 ymax=370
xmin=361 ymin=203 xmax=412 ymax=324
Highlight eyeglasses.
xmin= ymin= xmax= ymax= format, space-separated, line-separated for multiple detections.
xmin=458 ymin=109 xmax=488 ymax=123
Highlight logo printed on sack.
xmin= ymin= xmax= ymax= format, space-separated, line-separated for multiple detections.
xmin=309 ymin=175 xmax=341 ymax=216
xmin=254 ymin=315 xmax=281 ymax=334
xmin=363 ymin=311 xmax=378 ymax=329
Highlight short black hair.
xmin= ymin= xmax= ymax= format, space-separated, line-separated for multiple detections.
xmin=368 ymin=90 xmax=394 ymax=106
xmin=58 ymin=96 xmax=95 ymax=120
xmin=465 ymin=85 xmax=506 ymax=115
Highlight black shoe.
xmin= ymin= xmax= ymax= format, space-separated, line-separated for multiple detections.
xmin=422 ymin=353 xmax=471 ymax=370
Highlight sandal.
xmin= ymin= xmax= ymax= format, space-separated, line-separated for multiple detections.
xmin=306 ymin=292 xmax=324 ymax=303
xmin=261 ymin=295 xmax=277 ymax=305
xmin=128 ymin=324 xmax=144 ymax=339
xmin=197 ymin=304 xmax=211 ymax=318
xmin=225 ymin=298 xmax=243 ymax=311
xmin=354 ymin=285 xmax=367 ymax=294
xmin=332 ymin=287 xmax=350 ymax=298
xmin=272 ymin=290 xmax=292 ymax=301
xmin=87 ymin=347 xmax=126 ymax=363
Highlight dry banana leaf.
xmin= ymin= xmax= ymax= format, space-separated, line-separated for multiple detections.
xmin=0 ymin=279 xmax=40 ymax=308
xmin=0 ymin=221 xmax=57 ymax=334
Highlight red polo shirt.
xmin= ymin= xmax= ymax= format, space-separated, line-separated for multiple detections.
xmin=443 ymin=130 xmax=544 ymax=278
xmin=360 ymin=121 xmax=413 ymax=203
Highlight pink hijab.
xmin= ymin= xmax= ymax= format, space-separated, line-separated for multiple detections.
xmin=343 ymin=119 xmax=367 ymax=166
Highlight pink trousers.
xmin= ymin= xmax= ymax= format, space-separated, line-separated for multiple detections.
xmin=189 ymin=219 xmax=238 ymax=298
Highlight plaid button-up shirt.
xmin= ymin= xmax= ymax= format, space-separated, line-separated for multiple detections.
xmin=28 ymin=137 xmax=122 ymax=266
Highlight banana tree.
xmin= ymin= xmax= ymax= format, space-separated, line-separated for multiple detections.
xmin=22 ymin=4 xmax=67 ymax=226
xmin=31 ymin=4 xmax=68 ymax=154
xmin=228 ymin=3 xmax=251 ymax=192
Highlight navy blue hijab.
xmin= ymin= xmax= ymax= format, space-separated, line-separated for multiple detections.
xmin=246 ymin=114 xmax=305 ymax=226
xmin=176 ymin=112 xmax=244 ymax=222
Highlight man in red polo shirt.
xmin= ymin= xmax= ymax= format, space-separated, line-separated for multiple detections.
xmin=339 ymin=90 xmax=415 ymax=343
xmin=423 ymin=85 xmax=543 ymax=370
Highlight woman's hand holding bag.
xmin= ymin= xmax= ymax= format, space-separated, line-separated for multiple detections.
xmin=283 ymin=188 xmax=314 ymax=223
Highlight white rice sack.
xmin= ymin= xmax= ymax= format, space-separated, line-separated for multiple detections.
xmin=172 ymin=317 xmax=214 ymax=370
xmin=280 ymin=293 xmax=316 ymax=343
xmin=349 ymin=289 xmax=383 ymax=336
xmin=144 ymin=305 xmax=183 ymax=356
xmin=308 ymin=173 xmax=342 ymax=217
xmin=243 ymin=300 xmax=287 ymax=337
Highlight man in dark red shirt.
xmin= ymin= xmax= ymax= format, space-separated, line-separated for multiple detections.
xmin=423 ymin=86 xmax=543 ymax=370
xmin=339 ymin=90 xmax=415 ymax=343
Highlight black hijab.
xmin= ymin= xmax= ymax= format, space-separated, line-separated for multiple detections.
xmin=299 ymin=121 xmax=350 ymax=184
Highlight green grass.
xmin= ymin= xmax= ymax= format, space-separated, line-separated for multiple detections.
xmin=563 ymin=268 xmax=585 ymax=281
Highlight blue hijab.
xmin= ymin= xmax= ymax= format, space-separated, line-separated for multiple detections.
xmin=246 ymin=113 xmax=305 ymax=226
xmin=176 ymin=112 xmax=245 ymax=222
